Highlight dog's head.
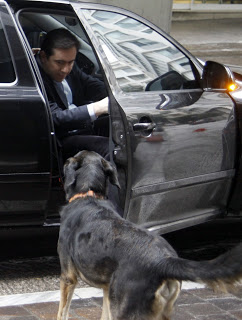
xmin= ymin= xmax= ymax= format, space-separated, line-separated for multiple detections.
xmin=63 ymin=150 xmax=120 ymax=201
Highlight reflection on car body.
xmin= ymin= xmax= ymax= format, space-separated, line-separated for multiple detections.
xmin=0 ymin=0 xmax=241 ymax=237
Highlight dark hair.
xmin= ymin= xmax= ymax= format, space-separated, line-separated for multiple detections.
xmin=41 ymin=28 xmax=80 ymax=57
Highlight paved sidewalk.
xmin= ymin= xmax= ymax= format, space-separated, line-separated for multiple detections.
xmin=0 ymin=285 xmax=241 ymax=320
xmin=170 ymin=18 xmax=242 ymax=66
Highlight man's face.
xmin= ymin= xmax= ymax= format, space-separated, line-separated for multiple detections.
xmin=40 ymin=47 xmax=77 ymax=82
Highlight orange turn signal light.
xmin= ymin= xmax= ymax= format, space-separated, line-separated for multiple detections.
xmin=228 ymin=83 xmax=238 ymax=91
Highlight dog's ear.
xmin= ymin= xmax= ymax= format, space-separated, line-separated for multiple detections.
xmin=63 ymin=157 xmax=79 ymax=190
xmin=101 ymin=159 xmax=120 ymax=189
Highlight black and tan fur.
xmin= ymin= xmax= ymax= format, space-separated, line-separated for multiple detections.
xmin=57 ymin=150 xmax=242 ymax=320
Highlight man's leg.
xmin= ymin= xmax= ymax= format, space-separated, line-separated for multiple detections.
xmin=61 ymin=135 xmax=109 ymax=161
xmin=61 ymin=134 xmax=123 ymax=215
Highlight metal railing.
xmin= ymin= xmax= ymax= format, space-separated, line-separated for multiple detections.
xmin=173 ymin=0 xmax=242 ymax=10
xmin=173 ymin=0 xmax=242 ymax=3
xmin=195 ymin=0 xmax=239 ymax=3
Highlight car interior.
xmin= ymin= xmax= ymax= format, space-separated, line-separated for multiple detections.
xmin=16 ymin=9 xmax=113 ymax=193
xmin=18 ymin=10 xmax=103 ymax=78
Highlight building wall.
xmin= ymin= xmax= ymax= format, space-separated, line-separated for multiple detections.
xmin=93 ymin=0 xmax=173 ymax=33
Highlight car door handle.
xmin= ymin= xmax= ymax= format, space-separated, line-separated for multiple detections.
xmin=133 ymin=122 xmax=156 ymax=132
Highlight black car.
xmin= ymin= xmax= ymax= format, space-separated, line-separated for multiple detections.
xmin=0 ymin=0 xmax=242 ymax=235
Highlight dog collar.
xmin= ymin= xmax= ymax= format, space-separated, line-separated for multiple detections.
xmin=69 ymin=190 xmax=105 ymax=203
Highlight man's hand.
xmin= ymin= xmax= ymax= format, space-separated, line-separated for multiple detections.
xmin=32 ymin=48 xmax=41 ymax=55
xmin=93 ymin=97 xmax=109 ymax=117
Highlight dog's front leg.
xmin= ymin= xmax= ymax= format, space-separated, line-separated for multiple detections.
xmin=57 ymin=273 xmax=77 ymax=320
xmin=101 ymin=287 xmax=112 ymax=320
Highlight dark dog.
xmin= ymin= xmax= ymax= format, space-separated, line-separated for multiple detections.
xmin=57 ymin=150 xmax=242 ymax=320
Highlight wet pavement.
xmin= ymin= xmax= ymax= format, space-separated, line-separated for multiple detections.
xmin=0 ymin=219 xmax=241 ymax=319
xmin=0 ymin=286 xmax=241 ymax=320
xmin=0 ymin=219 xmax=240 ymax=296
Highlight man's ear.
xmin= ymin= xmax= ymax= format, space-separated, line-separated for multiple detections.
xmin=101 ymin=158 xmax=120 ymax=189
xmin=39 ymin=50 xmax=47 ymax=63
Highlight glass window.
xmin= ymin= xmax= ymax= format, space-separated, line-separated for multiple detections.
xmin=82 ymin=9 xmax=200 ymax=93
xmin=0 ymin=18 xmax=15 ymax=83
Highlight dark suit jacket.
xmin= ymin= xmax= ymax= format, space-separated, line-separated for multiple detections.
xmin=38 ymin=56 xmax=107 ymax=138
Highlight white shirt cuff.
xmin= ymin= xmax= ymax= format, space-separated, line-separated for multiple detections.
xmin=87 ymin=103 xmax=97 ymax=122
xmin=68 ymin=103 xmax=77 ymax=110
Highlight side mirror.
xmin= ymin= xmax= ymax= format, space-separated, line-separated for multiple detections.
xmin=145 ymin=71 xmax=184 ymax=91
xmin=202 ymin=61 xmax=235 ymax=92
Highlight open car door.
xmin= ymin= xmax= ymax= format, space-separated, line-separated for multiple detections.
xmin=74 ymin=4 xmax=237 ymax=233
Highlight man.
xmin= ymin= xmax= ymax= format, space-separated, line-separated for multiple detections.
xmin=37 ymin=28 xmax=109 ymax=160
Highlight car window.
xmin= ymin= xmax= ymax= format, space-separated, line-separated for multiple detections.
xmin=82 ymin=9 xmax=200 ymax=93
xmin=0 ymin=16 xmax=15 ymax=83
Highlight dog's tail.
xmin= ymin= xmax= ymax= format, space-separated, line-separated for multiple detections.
xmin=161 ymin=243 xmax=242 ymax=292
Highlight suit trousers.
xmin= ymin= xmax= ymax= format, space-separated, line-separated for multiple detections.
xmin=60 ymin=133 xmax=123 ymax=216
xmin=61 ymin=134 xmax=110 ymax=161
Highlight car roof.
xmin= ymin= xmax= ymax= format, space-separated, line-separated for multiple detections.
xmin=5 ymin=0 xmax=69 ymax=3
xmin=4 ymin=0 xmax=95 ymax=4
xmin=3 ymin=0 xmax=103 ymax=9
xmin=3 ymin=0 xmax=94 ymax=12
